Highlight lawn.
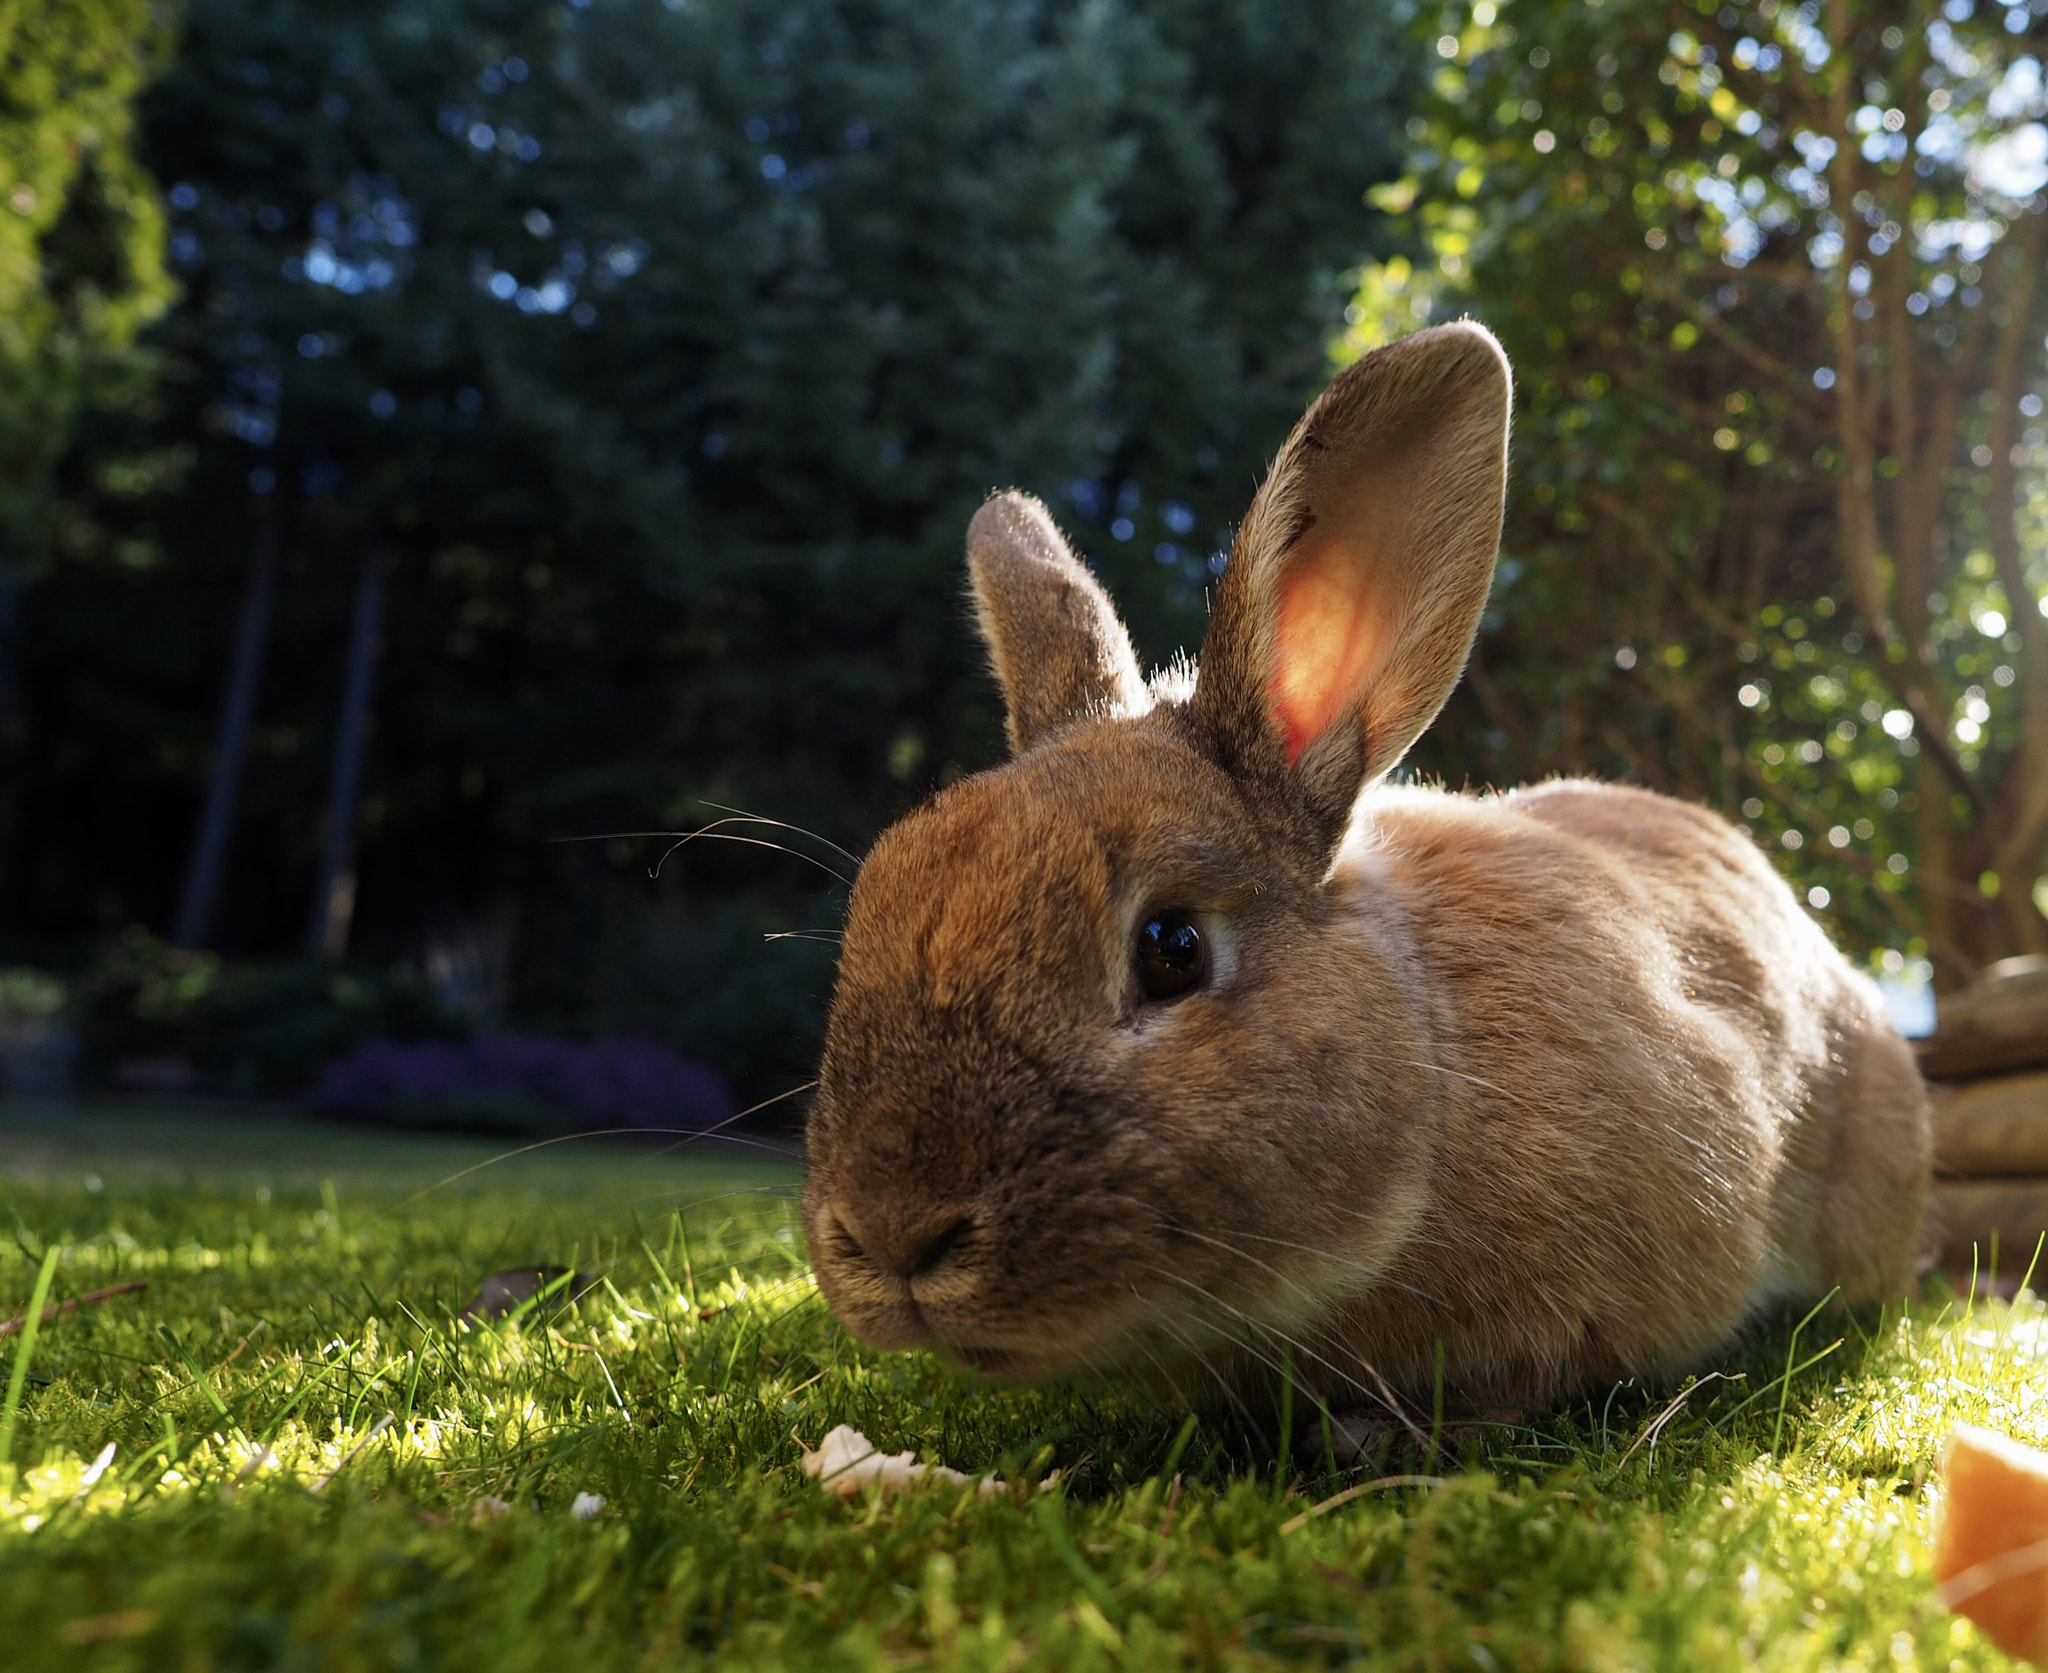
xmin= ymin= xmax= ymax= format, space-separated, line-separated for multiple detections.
xmin=0 ymin=1102 xmax=2036 ymax=1671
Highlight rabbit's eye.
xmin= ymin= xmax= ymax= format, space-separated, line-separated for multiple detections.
xmin=1135 ymin=910 xmax=1206 ymax=1000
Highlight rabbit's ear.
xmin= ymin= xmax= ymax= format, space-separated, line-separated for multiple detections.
xmin=1190 ymin=322 xmax=1510 ymax=862
xmin=967 ymin=491 xmax=1151 ymax=754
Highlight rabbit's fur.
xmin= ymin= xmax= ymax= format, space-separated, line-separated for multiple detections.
xmin=802 ymin=322 xmax=1930 ymax=1420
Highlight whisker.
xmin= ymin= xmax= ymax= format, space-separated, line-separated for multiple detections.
xmin=1146 ymin=1309 xmax=1264 ymax=1435
xmin=544 ymin=829 xmax=687 ymax=842
xmin=1124 ymin=1324 xmax=1196 ymax=1410
xmin=763 ymin=932 xmax=845 ymax=945
xmin=1308 ymin=1200 xmax=1460 ymax=1259
xmin=595 ymin=1130 xmax=807 ymax=1164
xmin=1388 ymin=1056 xmax=1541 ymax=1114
xmin=696 ymin=801 xmax=864 ymax=871
xmin=1072 ymin=1192 xmax=1441 ymax=1426
xmin=651 ymin=827 xmax=855 ymax=887
xmin=1141 ymin=1263 xmax=1426 ymax=1447
xmin=607 ymin=1183 xmax=804 ymax=1216
xmin=1160 ymin=1220 xmax=1417 ymax=1320
xmin=1223 ymin=1228 xmax=1449 ymax=1310
xmin=1088 ymin=1189 xmax=1441 ymax=1310
xmin=1139 ymin=1270 xmax=1312 ymax=1395
xmin=648 ymin=1081 xmax=817 ymax=1158
xmin=543 ymin=824 xmax=855 ymax=887
xmin=378 ymin=1082 xmax=817 ymax=1216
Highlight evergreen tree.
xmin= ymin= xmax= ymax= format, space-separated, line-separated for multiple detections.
xmin=14 ymin=0 xmax=1413 ymax=1091
xmin=0 ymin=0 xmax=174 ymax=864
xmin=0 ymin=0 xmax=174 ymax=540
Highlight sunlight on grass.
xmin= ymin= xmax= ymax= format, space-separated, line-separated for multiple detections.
xmin=0 ymin=1113 xmax=2039 ymax=1669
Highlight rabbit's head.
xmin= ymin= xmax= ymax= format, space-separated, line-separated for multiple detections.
xmin=803 ymin=323 xmax=1511 ymax=1381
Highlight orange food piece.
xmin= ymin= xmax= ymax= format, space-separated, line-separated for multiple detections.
xmin=1936 ymin=1424 xmax=2048 ymax=1663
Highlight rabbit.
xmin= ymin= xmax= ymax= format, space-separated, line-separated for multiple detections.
xmin=800 ymin=320 xmax=1931 ymax=1438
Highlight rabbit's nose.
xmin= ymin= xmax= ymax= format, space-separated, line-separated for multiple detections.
xmin=829 ymin=1199 xmax=974 ymax=1283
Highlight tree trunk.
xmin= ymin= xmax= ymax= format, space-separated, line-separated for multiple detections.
xmin=0 ymin=558 xmax=20 ymax=738
xmin=0 ymin=558 xmax=23 ymax=916
xmin=1985 ymin=221 xmax=2048 ymax=956
xmin=305 ymin=542 xmax=389 ymax=958
xmin=172 ymin=489 xmax=287 ymax=950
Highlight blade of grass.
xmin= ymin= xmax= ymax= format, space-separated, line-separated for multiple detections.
xmin=676 ymin=1214 xmax=699 ymax=1309
xmin=1274 ymin=1342 xmax=1294 ymax=1498
xmin=156 ymin=1324 xmax=245 ymax=1441
xmin=1773 ymin=1290 xmax=1839 ymax=1457
xmin=311 ymin=1410 xmax=394 ymax=1493
xmin=0 ymin=1246 xmax=63 ymax=1470
xmin=639 ymin=1238 xmax=679 ymax=1302
xmin=256 ymin=1362 xmax=350 ymax=1446
xmin=1031 ymin=1491 xmax=1116 ymax=1614
xmin=715 ymin=1318 xmax=751 ymax=1398
xmin=1428 ymin=1340 xmax=1447 ymax=1464
xmin=403 ymin=1341 xmax=429 ymax=1424
xmin=1712 ymin=1341 xmax=1843 ymax=1433
xmin=501 ymin=1267 xmax=578 ymax=1330
xmin=1280 ymin=1474 xmax=1448 ymax=1536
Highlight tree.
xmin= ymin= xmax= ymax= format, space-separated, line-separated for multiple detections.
xmin=0 ymin=0 xmax=174 ymax=874
xmin=1369 ymin=0 xmax=2048 ymax=985
xmin=12 ymin=0 xmax=1414 ymax=1092
xmin=0 ymin=0 xmax=174 ymax=539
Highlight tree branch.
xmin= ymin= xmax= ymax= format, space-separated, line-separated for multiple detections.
xmin=1982 ymin=207 xmax=2048 ymax=950
xmin=1632 ymin=269 xmax=1833 ymax=415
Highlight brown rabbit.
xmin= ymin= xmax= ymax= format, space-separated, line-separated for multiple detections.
xmin=801 ymin=322 xmax=1930 ymax=1435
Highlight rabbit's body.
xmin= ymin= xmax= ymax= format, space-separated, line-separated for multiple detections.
xmin=802 ymin=322 xmax=1930 ymax=1423
xmin=1290 ymin=777 xmax=1926 ymax=1406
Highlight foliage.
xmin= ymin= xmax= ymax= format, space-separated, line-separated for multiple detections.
xmin=8 ymin=0 xmax=1412 ymax=1075
xmin=0 ymin=1109 xmax=2038 ymax=1668
xmin=1371 ymin=0 xmax=2048 ymax=983
xmin=76 ymin=928 xmax=459 ymax=1095
xmin=573 ymin=896 xmax=842 ymax=1111
xmin=0 ymin=968 xmax=67 ymax=1027
xmin=0 ymin=0 xmax=175 ymax=544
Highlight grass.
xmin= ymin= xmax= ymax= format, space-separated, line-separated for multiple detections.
xmin=0 ymin=1102 xmax=2038 ymax=1671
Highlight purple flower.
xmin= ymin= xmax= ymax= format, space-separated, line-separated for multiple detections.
xmin=312 ymin=1035 xmax=732 ymax=1131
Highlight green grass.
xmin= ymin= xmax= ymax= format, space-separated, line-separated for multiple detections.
xmin=0 ymin=1102 xmax=2037 ymax=1671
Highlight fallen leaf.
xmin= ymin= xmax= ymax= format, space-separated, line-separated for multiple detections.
xmin=797 ymin=1424 xmax=1013 ymax=1500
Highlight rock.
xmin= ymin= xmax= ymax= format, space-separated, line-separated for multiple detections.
xmin=459 ymin=1265 xmax=599 ymax=1322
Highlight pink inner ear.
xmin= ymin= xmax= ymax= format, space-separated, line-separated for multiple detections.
xmin=1269 ymin=538 xmax=1385 ymax=767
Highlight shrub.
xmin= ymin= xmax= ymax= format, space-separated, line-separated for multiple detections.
xmin=76 ymin=929 xmax=460 ymax=1096
xmin=578 ymin=899 xmax=838 ymax=1112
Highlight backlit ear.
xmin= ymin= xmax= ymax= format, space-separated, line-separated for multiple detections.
xmin=967 ymin=491 xmax=1150 ymax=755
xmin=1190 ymin=322 xmax=1511 ymax=862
